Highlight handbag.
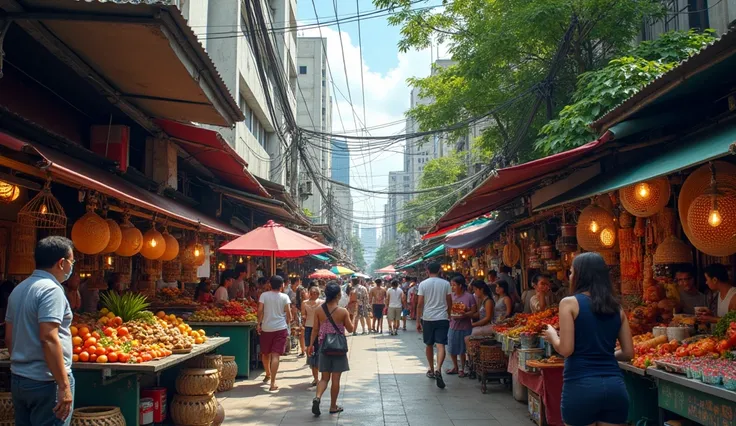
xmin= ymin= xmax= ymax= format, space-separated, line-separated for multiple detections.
xmin=320 ymin=304 xmax=348 ymax=356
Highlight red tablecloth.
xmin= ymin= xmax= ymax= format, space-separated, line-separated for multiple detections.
xmin=517 ymin=367 xmax=564 ymax=426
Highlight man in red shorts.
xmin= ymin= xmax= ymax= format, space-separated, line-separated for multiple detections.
xmin=257 ymin=275 xmax=292 ymax=391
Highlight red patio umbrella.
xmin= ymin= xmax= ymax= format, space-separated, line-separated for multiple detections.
xmin=375 ymin=265 xmax=396 ymax=274
xmin=309 ymin=269 xmax=337 ymax=280
xmin=219 ymin=220 xmax=332 ymax=275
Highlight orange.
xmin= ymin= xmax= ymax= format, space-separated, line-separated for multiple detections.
xmin=112 ymin=317 xmax=123 ymax=327
xmin=78 ymin=326 xmax=90 ymax=337
xmin=72 ymin=354 xmax=79 ymax=362
xmin=95 ymin=347 xmax=106 ymax=356
xmin=89 ymin=354 xmax=97 ymax=363
xmin=108 ymin=352 xmax=119 ymax=363
xmin=70 ymin=326 xmax=78 ymax=337
xmin=91 ymin=331 xmax=101 ymax=340
xmin=72 ymin=336 xmax=83 ymax=346
xmin=96 ymin=355 xmax=108 ymax=364
xmin=84 ymin=337 xmax=97 ymax=348
xmin=103 ymin=327 xmax=114 ymax=337
xmin=141 ymin=353 xmax=152 ymax=362
xmin=156 ymin=311 xmax=166 ymax=319
xmin=82 ymin=333 xmax=92 ymax=341
xmin=118 ymin=353 xmax=130 ymax=363
xmin=73 ymin=346 xmax=82 ymax=355
xmin=117 ymin=327 xmax=129 ymax=337
xmin=79 ymin=351 xmax=90 ymax=362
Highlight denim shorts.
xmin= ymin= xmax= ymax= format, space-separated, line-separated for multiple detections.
xmin=561 ymin=375 xmax=628 ymax=426
xmin=11 ymin=373 xmax=75 ymax=426
xmin=447 ymin=328 xmax=472 ymax=355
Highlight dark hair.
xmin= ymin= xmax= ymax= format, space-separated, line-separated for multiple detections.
xmin=532 ymin=273 xmax=551 ymax=286
xmin=269 ymin=275 xmax=284 ymax=290
xmin=194 ymin=279 xmax=209 ymax=300
xmin=451 ymin=275 xmax=467 ymax=289
xmin=674 ymin=264 xmax=695 ymax=278
xmin=411 ymin=276 xmax=418 ymax=283
xmin=571 ymin=252 xmax=620 ymax=315
xmin=391 ymin=280 xmax=399 ymax=288
xmin=235 ymin=264 xmax=247 ymax=276
xmin=471 ymin=280 xmax=492 ymax=297
xmin=500 ymin=265 xmax=512 ymax=273
xmin=487 ymin=270 xmax=498 ymax=278
xmin=308 ymin=280 xmax=318 ymax=289
xmin=220 ymin=270 xmax=235 ymax=287
xmin=496 ymin=280 xmax=509 ymax=295
xmin=375 ymin=279 xmax=382 ymax=286
xmin=34 ymin=236 xmax=74 ymax=269
xmin=704 ymin=263 xmax=729 ymax=282
xmin=257 ymin=277 xmax=267 ymax=286
xmin=290 ymin=276 xmax=301 ymax=285
xmin=427 ymin=262 xmax=441 ymax=274
xmin=351 ymin=278 xmax=360 ymax=286
xmin=324 ymin=281 xmax=341 ymax=302
xmin=295 ymin=285 xmax=305 ymax=309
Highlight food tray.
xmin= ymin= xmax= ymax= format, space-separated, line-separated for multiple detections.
xmin=526 ymin=360 xmax=564 ymax=369
xmin=654 ymin=359 xmax=686 ymax=374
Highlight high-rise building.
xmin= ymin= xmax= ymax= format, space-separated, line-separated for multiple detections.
xmin=385 ymin=170 xmax=411 ymax=248
xmin=179 ymin=0 xmax=298 ymax=186
xmin=296 ymin=37 xmax=333 ymax=223
xmin=331 ymin=140 xmax=350 ymax=185
xmin=361 ymin=227 xmax=378 ymax=269
xmin=330 ymin=139 xmax=353 ymax=259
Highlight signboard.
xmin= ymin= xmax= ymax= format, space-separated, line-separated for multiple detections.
xmin=659 ymin=379 xmax=734 ymax=426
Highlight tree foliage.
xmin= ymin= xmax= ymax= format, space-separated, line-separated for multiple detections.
xmin=398 ymin=152 xmax=466 ymax=234
xmin=374 ymin=0 xmax=665 ymax=162
xmin=372 ymin=239 xmax=398 ymax=272
xmin=535 ymin=29 xmax=717 ymax=155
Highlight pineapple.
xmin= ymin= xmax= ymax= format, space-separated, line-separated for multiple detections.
xmin=100 ymin=292 xmax=153 ymax=323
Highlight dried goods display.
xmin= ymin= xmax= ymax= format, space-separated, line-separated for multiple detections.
xmin=189 ymin=301 xmax=258 ymax=323
xmin=152 ymin=287 xmax=198 ymax=306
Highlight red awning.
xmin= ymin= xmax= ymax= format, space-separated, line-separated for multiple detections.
xmin=0 ymin=131 xmax=242 ymax=236
xmin=155 ymin=119 xmax=270 ymax=198
xmin=429 ymin=132 xmax=613 ymax=233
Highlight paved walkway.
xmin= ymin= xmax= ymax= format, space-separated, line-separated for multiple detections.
xmin=219 ymin=320 xmax=530 ymax=426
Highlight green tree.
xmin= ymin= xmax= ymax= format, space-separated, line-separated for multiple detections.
xmin=351 ymin=234 xmax=368 ymax=271
xmin=399 ymin=152 xmax=466 ymax=234
xmin=372 ymin=239 xmax=398 ymax=272
xmin=534 ymin=29 xmax=716 ymax=154
xmin=375 ymin=0 xmax=664 ymax=162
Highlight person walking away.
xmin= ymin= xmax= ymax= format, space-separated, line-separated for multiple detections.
xmin=674 ymin=265 xmax=706 ymax=315
xmin=416 ymin=262 xmax=452 ymax=389
xmin=352 ymin=279 xmax=370 ymax=334
xmin=400 ymin=277 xmax=411 ymax=330
xmin=493 ymin=281 xmax=513 ymax=323
xmin=257 ymin=275 xmax=292 ymax=391
xmin=370 ymin=279 xmax=387 ymax=334
xmin=302 ymin=286 xmax=323 ymax=386
xmin=543 ymin=252 xmax=634 ymax=426
xmin=408 ymin=278 xmax=419 ymax=320
xmin=446 ymin=275 xmax=476 ymax=377
xmin=386 ymin=280 xmax=405 ymax=335
xmin=6 ymin=236 xmax=75 ymax=425
xmin=529 ymin=274 xmax=554 ymax=313
xmin=228 ymin=264 xmax=247 ymax=300
xmin=347 ymin=279 xmax=359 ymax=335
xmin=701 ymin=263 xmax=736 ymax=321
xmin=309 ymin=283 xmax=354 ymax=416
xmin=214 ymin=270 xmax=234 ymax=304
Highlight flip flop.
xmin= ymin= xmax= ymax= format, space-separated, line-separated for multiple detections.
xmin=458 ymin=371 xmax=466 ymax=378
xmin=435 ymin=371 xmax=446 ymax=389
xmin=262 ymin=376 xmax=270 ymax=383
xmin=312 ymin=397 xmax=321 ymax=416
xmin=329 ymin=406 xmax=344 ymax=414
xmin=445 ymin=369 xmax=458 ymax=375
xmin=426 ymin=370 xmax=435 ymax=379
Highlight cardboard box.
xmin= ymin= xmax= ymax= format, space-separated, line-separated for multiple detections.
xmin=527 ymin=389 xmax=546 ymax=426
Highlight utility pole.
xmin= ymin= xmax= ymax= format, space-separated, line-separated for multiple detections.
xmin=289 ymin=133 xmax=299 ymax=199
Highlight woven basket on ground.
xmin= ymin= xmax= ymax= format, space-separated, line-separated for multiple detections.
xmin=70 ymin=406 xmax=125 ymax=426
xmin=478 ymin=341 xmax=507 ymax=373
xmin=687 ymin=188 xmax=736 ymax=257
xmin=217 ymin=378 xmax=235 ymax=393
xmin=189 ymin=354 xmax=223 ymax=376
xmin=620 ymin=177 xmax=671 ymax=218
xmin=176 ymin=368 xmax=220 ymax=396
xmin=0 ymin=392 xmax=13 ymax=421
xmin=653 ymin=235 xmax=693 ymax=265
xmin=577 ymin=202 xmax=616 ymax=252
xmin=220 ymin=356 xmax=237 ymax=381
xmin=212 ymin=402 xmax=225 ymax=426
xmin=679 ymin=161 xmax=736 ymax=242
xmin=170 ymin=393 xmax=217 ymax=426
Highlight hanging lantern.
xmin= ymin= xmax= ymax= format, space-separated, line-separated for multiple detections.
xmin=0 ymin=180 xmax=20 ymax=203
xmin=577 ymin=201 xmax=616 ymax=252
xmin=653 ymin=235 xmax=693 ymax=265
xmin=17 ymin=180 xmax=67 ymax=231
xmin=71 ymin=209 xmax=111 ymax=255
xmin=101 ymin=218 xmax=122 ymax=254
xmin=193 ymin=242 xmax=206 ymax=266
xmin=115 ymin=218 xmax=143 ymax=257
xmin=502 ymin=242 xmax=520 ymax=267
xmin=679 ymin=161 xmax=736 ymax=242
xmin=140 ymin=225 xmax=166 ymax=260
xmin=686 ymin=164 xmax=736 ymax=257
xmin=620 ymin=177 xmax=671 ymax=217
xmin=159 ymin=230 xmax=180 ymax=261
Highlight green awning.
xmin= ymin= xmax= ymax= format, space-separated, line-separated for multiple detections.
xmin=398 ymin=259 xmax=422 ymax=270
xmin=423 ymin=244 xmax=446 ymax=260
xmin=536 ymin=122 xmax=736 ymax=211
xmin=311 ymin=254 xmax=329 ymax=261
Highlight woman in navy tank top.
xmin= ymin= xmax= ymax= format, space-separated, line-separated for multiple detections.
xmin=542 ymin=252 xmax=634 ymax=426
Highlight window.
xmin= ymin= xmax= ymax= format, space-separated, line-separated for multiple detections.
xmin=322 ymin=79 xmax=325 ymax=87
xmin=299 ymin=66 xmax=308 ymax=74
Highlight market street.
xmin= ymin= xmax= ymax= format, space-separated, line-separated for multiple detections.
xmin=218 ymin=321 xmax=530 ymax=426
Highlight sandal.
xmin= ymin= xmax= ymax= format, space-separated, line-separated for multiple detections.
xmin=458 ymin=371 xmax=466 ymax=378
xmin=329 ymin=406 xmax=344 ymax=414
xmin=312 ymin=397 xmax=321 ymax=416
xmin=262 ymin=376 xmax=270 ymax=383
xmin=445 ymin=369 xmax=458 ymax=375
xmin=426 ymin=370 xmax=435 ymax=379
xmin=309 ymin=380 xmax=318 ymax=387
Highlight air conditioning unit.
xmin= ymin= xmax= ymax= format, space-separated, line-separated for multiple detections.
xmin=300 ymin=181 xmax=313 ymax=197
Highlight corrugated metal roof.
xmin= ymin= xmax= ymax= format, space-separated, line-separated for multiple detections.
xmin=593 ymin=28 xmax=736 ymax=132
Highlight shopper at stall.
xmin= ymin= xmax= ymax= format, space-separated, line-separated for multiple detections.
xmin=228 ymin=264 xmax=247 ymax=300
xmin=416 ymin=262 xmax=452 ymax=389
xmin=446 ymin=275 xmax=476 ymax=377
xmin=302 ymin=285 xmax=323 ymax=387
xmin=530 ymin=274 xmax=554 ymax=313
xmin=674 ymin=265 xmax=707 ymax=315
xmin=257 ymin=275 xmax=292 ymax=392
xmin=63 ymin=273 xmax=81 ymax=312
xmin=470 ymin=280 xmax=495 ymax=335
xmin=386 ymin=280 xmax=405 ymax=336
xmin=194 ymin=279 xmax=214 ymax=304
xmin=213 ymin=270 xmax=234 ymax=303
xmin=703 ymin=263 xmax=736 ymax=319
xmin=309 ymin=282 xmax=354 ymax=416
xmin=542 ymin=252 xmax=634 ymax=426
xmin=493 ymin=281 xmax=513 ymax=323
xmin=370 ymin=279 xmax=387 ymax=334
xmin=486 ymin=270 xmax=498 ymax=285
xmin=6 ymin=236 xmax=75 ymax=425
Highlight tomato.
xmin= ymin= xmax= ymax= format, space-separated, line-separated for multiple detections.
xmin=95 ymin=347 xmax=106 ymax=357
xmin=89 ymin=354 xmax=97 ymax=363
xmin=73 ymin=346 xmax=82 ymax=355
xmin=82 ymin=333 xmax=92 ymax=341
xmin=141 ymin=353 xmax=153 ymax=362
xmin=136 ymin=357 xmax=144 ymax=364
xmin=84 ymin=337 xmax=97 ymax=348
xmin=117 ymin=327 xmax=129 ymax=337
xmin=108 ymin=352 xmax=119 ymax=363
xmin=96 ymin=355 xmax=108 ymax=364
xmin=87 ymin=346 xmax=97 ymax=355
xmin=91 ymin=331 xmax=101 ymax=340
xmin=112 ymin=317 xmax=123 ymax=327
xmin=79 ymin=351 xmax=89 ymax=362
xmin=103 ymin=327 xmax=114 ymax=337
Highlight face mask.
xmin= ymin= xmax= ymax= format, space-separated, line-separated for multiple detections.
xmin=63 ymin=260 xmax=74 ymax=282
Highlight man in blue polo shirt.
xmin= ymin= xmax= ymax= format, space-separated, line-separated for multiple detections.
xmin=6 ymin=236 xmax=75 ymax=426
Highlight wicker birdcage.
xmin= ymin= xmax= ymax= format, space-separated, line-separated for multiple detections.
xmin=163 ymin=257 xmax=182 ymax=282
xmin=140 ymin=225 xmax=166 ymax=260
xmin=71 ymin=209 xmax=110 ymax=255
xmin=687 ymin=189 xmax=736 ymax=257
xmin=101 ymin=218 xmax=122 ymax=254
xmin=620 ymin=177 xmax=671 ymax=218
xmin=577 ymin=202 xmax=616 ymax=252
xmin=679 ymin=161 xmax=736 ymax=242
xmin=115 ymin=218 xmax=142 ymax=257
xmin=159 ymin=230 xmax=180 ymax=261
xmin=17 ymin=180 xmax=67 ymax=231
xmin=556 ymin=224 xmax=577 ymax=252
xmin=653 ymin=235 xmax=693 ymax=265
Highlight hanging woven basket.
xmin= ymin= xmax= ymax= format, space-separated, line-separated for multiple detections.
xmin=620 ymin=177 xmax=671 ymax=218
xmin=577 ymin=202 xmax=616 ymax=252
xmin=0 ymin=180 xmax=20 ymax=204
xmin=686 ymin=189 xmax=736 ymax=257
xmin=140 ymin=227 xmax=166 ymax=260
xmin=71 ymin=210 xmax=111 ymax=255
xmin=115 ymin=219 xmax=143 ymax=257
xmin=502 ymin=243 xmax=520 ymax=267
xmin=679 ymin=161 xmax=736 ymax=242
xmin=101 ymin=219 xmax=122 ymax=254
xmin=653 ymin=235 xmax=693 ymax=265
xmin=162 ymin=257 xmax=182 ymax=282
xmin=159 ymin=231 xmax=180 ymax=261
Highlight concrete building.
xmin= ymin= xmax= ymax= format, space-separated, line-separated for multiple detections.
xmin=361 ymin=226 xmax=378 ymax=269
xmin=640 ymin=1 xmax=736 ymax=41
xmin=330 ymin=139 xmax=353 ymax=259
xmin=385 ymin=170 xmax=411 ymax=250
xmin=178 ymin=0 xmax=297 ymax=187
xmin=296 ymin=37 xmax=333 ymax=223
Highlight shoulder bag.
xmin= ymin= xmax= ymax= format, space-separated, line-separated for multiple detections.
xmin=320 ymin=304 xmax=348 ymax=356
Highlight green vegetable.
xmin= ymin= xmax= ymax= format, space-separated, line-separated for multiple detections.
xmin=714 ymin=311 xmax=736 ymax=337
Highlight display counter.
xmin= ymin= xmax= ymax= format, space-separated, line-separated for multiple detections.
xmin=187 ymin=322 xmax=256 ymax=378
xmin=618 ymin=362 xmax=659 ymax=425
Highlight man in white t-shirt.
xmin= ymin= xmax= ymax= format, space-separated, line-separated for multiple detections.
xmin=257 ymin=275 xmax=292 ymax=392
xmin=416 ymin=262 xmax=452 ymax=389
xmin=386 ymin=280 xmax=405 ymax=336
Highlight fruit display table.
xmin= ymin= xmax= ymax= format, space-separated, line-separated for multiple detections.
xmin=648 ymin=368 xmax=736 ymax=426
xmin=0 ymin=337 xmax=229 ymax=426
xmin=516 ymin=365 xmax=564 ymax=426
xmin=618 ymin=362 xmax=659 ymax=425
xmin=187 ymin=322 xmax=256 ymax=378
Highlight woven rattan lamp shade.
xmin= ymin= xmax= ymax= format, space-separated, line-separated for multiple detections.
xmin=686 ymin=189 xmax=736 ymax=256
xmin=159 ymin=231 xmax=180 ymax=261
xmin=577 ymin=202 xmax=616 ymax=252
xmin=620 ymin=177 xmax=671 ymax=217
xmin=101 ymin=219 xmax=122 ymax=254
xmin=71 ymin=211 xmax=111 ymax=255
xmin=503 ymin=243 xmax=520 ymax=267
xmin=679 ymin=161 xmax=736 ymax=242
xmin=17 ymin=183 xmax=67 ymax=231
xmin=653 ymin=235 xmax=693 ymax=265
xmin=0 ymin=180 xmax=20 ymax=203
xmin=115 ymin=219 xmax=143 ymax=257
xmin=140 ymin=227 xmax=166 ymax=260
